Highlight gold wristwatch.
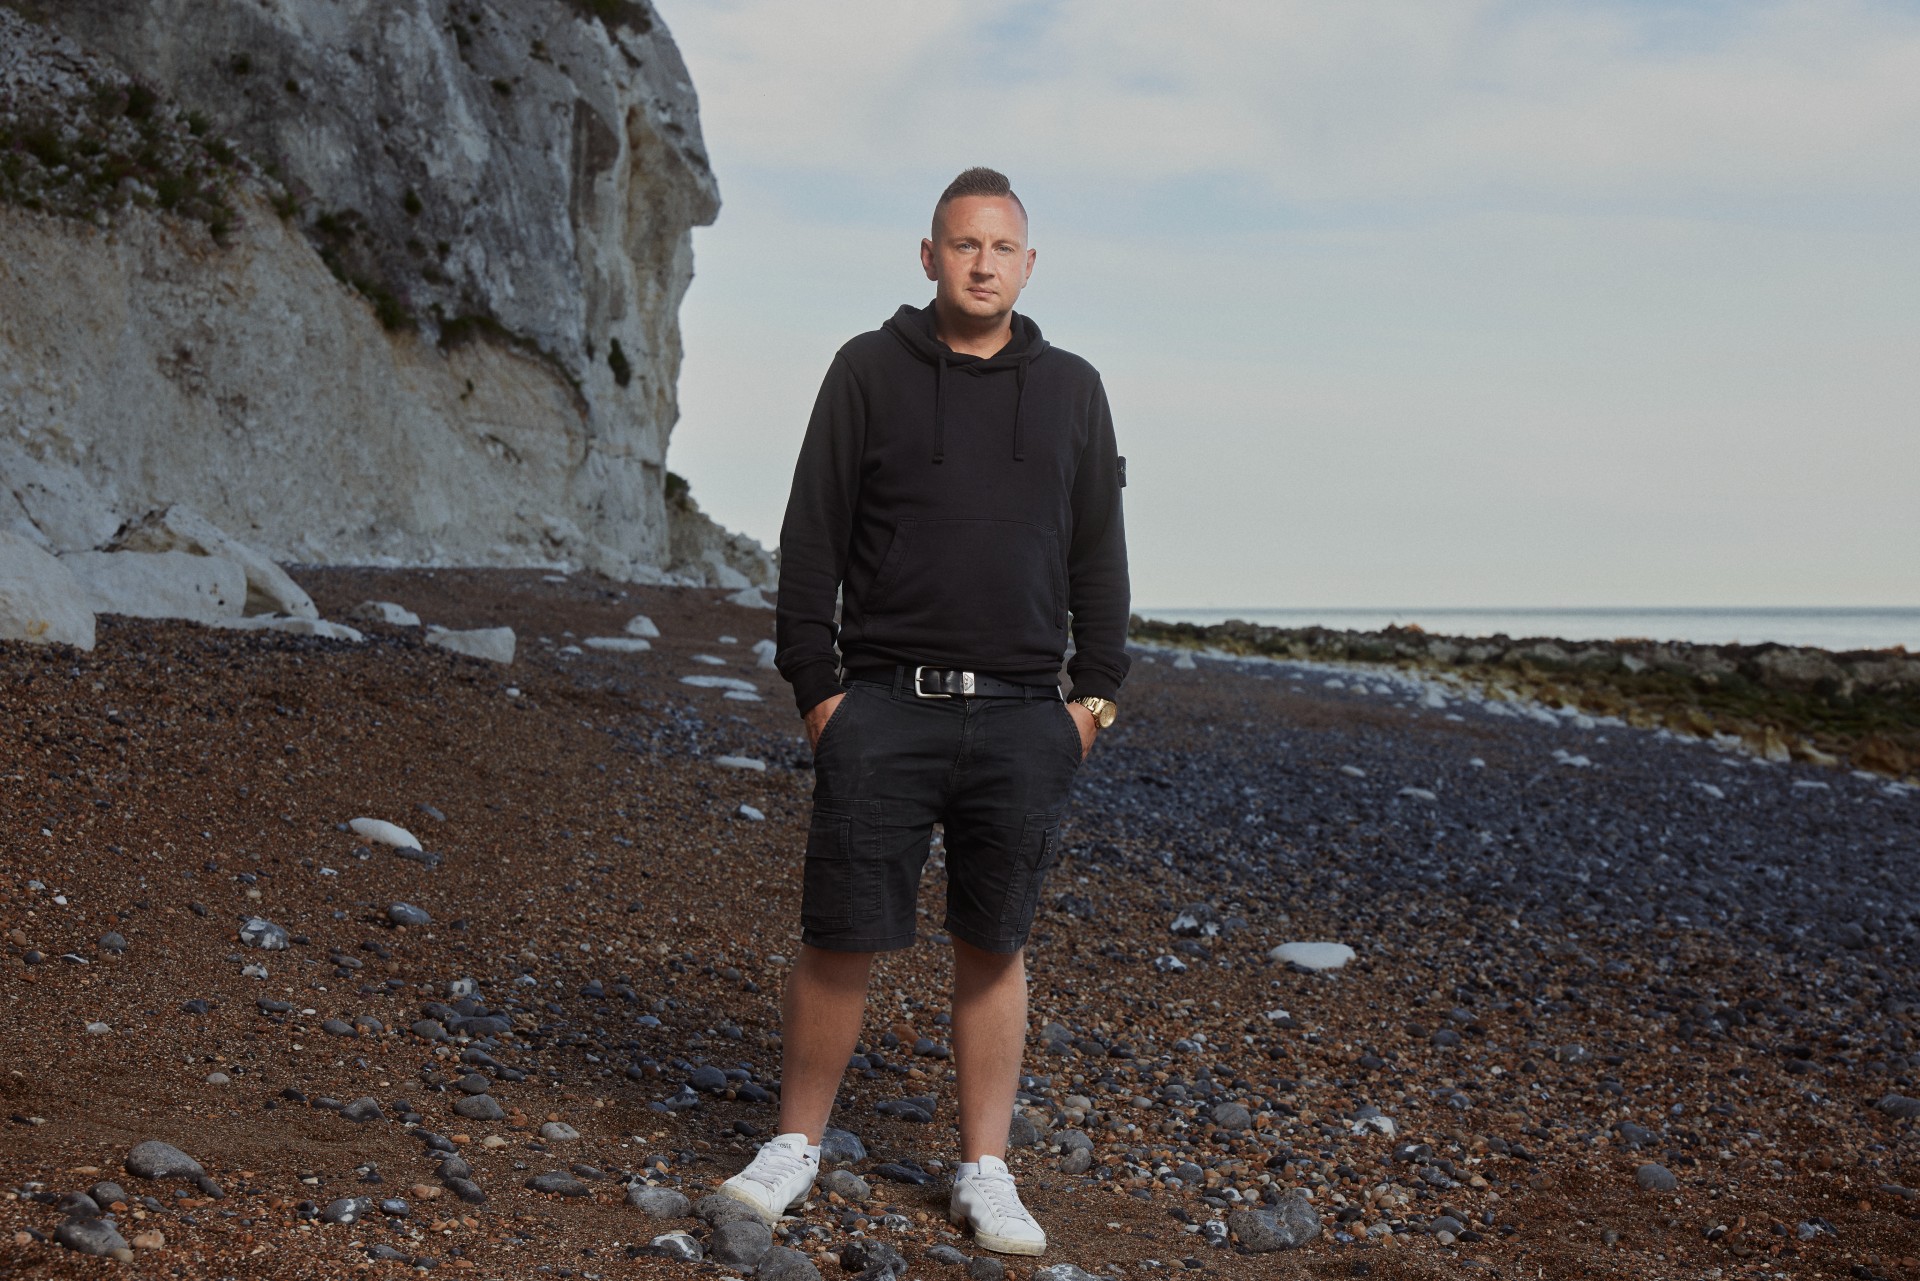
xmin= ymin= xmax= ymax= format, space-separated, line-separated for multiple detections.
xmin=1073 ymin=696 xmax=1118 ymax=729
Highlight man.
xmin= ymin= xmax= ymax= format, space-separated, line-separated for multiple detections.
xmin=718 ymin=167 xmax=1130 ymax=1257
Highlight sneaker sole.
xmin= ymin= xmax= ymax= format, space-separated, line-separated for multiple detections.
xmin=718 ymin=1181 xmax=796 ymax=1225
xmin=948 ymin=1209 xmax=1046 ymax=1256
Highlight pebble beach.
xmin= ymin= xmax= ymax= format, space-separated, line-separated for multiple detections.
xmin=3 ymin=568 xmax=1917 ymax=1280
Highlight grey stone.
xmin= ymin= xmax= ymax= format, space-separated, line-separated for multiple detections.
xmin=1635 ymin=1163 xmax=1678 ymax=1192
xmin=1008 ymin=1113 xmax=1042 ymax=1147
xmin=818 ymin=1168 xmax=870 ymax=1200
xmin=1056 ymin=1130 xmax=1094 ymax=1154
xmin=1033 ymin=1266 xmax=1107 ymax=1281
xmin=379 ymin=1198 xmax=411 ymax=1217
xmin=88 ymin=1182 xmax=129 ymax=1209
xmin=340 ymin=1096 xmax=384 ymax=1123
xmin=54 ymin=1216 xmax=130 ymax=1258
xmin=695 ymin=1191 xmax=765 ymax=1227
xmin=1879 ymin=1093 xmax=1920 ymax=1120
xmin=57 ymin=1193 xmax=101 ymax=1218
xmin=626 ymin=1184 xmax=689 ymax=1218
xmin=125 ymin=1140 xmax=203 ymax=1180
xmin=649 ymin=1230 xmax=703 ymax=1261
xmin=453 ymin=1094 xmax=506 ymax=1121
xmin=320 ymin=1196 xmax=375 ymax=1225
xmin=526 ymin=1171 xmax=588 ymax=1197
xmin=387 ymin=902 xmax=431 ymax=927
xmin=966 ymin=1259 xmax=1006 ymax=1281
xmin=820 ymin=1126 xmax=867 ymax=1165
xmin=321 ymin=1018 xmax=357 ymax=1037
xmin=756 ymin=1245 xmax=823 ymax=1281
xmin=1210 ymin=1101 xmax=1253 ymax=1130
xmin=455 ymin=1073 xmax=491 ymax=1095
xmin=446 ymin=1178 xmax=487 ymax=1205
xmin=839 ymin=1238 xmax=908 ymax=1278
xmin=925 ymin=1244 xmax=970 ymax=1265
xmin=688 ymin=1064 xmax=729 ymax=1093
xmin=238 ymin=917 xmax=289 ymax=950
xmin=436 ymin=1156 xmax=473 ymax=1181
xmin=98 ymin=932 xmax=128 ymax=953
xmin=1059 ymin=1148 xmax=1093 ymax=1175
xmin=1227 ymin=1189 xmax=1322 ymax=1251
xmin=540 ymin=1121 xmax=581 ymax=1141
xmin=709 ymin=1217 xmax=774 ymax=1267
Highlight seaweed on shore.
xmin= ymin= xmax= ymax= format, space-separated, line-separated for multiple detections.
xmin=1130 ymin=615 xmax=1920 ymax=781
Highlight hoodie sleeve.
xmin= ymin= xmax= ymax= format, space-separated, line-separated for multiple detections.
xmin=775 ymin=351 xmax=867 ymax=715
xmin=1064 ymin=376 xmax=1132 ymax=701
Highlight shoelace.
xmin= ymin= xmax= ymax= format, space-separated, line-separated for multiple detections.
xmin=968 ymin=1173 xmax=1034 ymax=1225
xmin=742 ymin=1145 xmax=811 ymax=1191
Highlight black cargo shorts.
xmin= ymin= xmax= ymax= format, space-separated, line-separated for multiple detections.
xmin=800 ymin=671 xmax=1084 ymax=954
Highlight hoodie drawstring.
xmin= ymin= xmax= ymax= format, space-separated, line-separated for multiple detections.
xmin=1011 ymin=353 xmax=1030 ymax=462
xmin=932 ymin=355 xmax=948 ymax=464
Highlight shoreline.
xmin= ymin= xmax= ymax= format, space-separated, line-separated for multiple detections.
xmin=1128 ymin=614 xmax=1920 ymax=782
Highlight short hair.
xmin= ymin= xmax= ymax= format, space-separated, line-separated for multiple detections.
xmin=933 ymin=166 xmax=1027 ymax=233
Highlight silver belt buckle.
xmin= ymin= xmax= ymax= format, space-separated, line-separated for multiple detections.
xmin=913 ymin=665 xmax=974 ymax=698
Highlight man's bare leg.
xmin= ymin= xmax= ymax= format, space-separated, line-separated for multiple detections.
xmin=774 ymin=943 xmax=876 ymax=1142
xmin=951 ymin=937 xmax=1028 ymax=1162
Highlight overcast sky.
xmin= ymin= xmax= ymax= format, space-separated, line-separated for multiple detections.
xmin=659 ymin=0 xmax=1920 ymax=610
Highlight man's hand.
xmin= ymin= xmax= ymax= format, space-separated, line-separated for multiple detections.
xmin=1066 ymin=700 xmax=1098 ymax=760
xmin=804 ymin=692 xmax=847 ymax=750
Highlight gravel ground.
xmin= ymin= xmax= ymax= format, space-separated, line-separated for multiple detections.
xmin=2 ymin=568 xmax=1916 ymax=1281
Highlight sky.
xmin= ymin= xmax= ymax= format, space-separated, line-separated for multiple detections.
xmin=658 ymin=0 xmax=1920 ymax=610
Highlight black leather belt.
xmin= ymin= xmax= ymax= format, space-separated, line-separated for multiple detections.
xmin=850 ymin=665 xmax=1062 ymax=700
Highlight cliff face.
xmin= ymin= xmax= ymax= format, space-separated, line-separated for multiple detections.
xmin=0 ymin=0 xmax=726 ymax=580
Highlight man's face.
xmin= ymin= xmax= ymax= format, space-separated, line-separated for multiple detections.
xmin=921 ymin=195 xmax=1035 ymax=325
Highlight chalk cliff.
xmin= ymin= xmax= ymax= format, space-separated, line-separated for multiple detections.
xmin=0 ymin=1 xmax=749 ymax=583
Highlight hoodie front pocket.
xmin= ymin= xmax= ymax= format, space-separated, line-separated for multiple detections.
xmin=864 ymin=518 xmax=1066 ymax=645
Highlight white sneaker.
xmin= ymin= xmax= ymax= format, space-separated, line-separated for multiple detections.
xmin=718 ymin=1132 xmax=817 ymax=1224
xmin=949 ymin=1155 xmax=1047 ymax=1256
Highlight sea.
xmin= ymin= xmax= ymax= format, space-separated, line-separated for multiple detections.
xmin=1133 ymin=607 xmax=1920 ymax=654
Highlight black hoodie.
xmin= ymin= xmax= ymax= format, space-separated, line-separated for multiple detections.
xmin=774 ymin=301 xmax=1131 ymax=714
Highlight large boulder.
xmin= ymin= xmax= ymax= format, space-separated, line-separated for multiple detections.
xmin=0 ymin=530 xmax=96 ymax=649
xmin=60 ymin=550 xmax=245 ymax=623
xmin=111 ymin=504 xmax=316 ymax=618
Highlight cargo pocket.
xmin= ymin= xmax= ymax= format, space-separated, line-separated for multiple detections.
xmin=801 ymin=798 xmax=882 ymax=934
xmin=1000 ymin=812 xmax=1064 ymax=946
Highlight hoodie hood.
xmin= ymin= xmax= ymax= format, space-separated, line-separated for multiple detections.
xmin=883 ymin=302 xmax=1052 ymax=464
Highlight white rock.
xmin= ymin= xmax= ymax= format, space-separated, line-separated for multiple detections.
xmin=724 ymin=586 xmax=775 ymax=610
xmin=1340 ymin=765 xmax=1367 ymax=778
xmin=111 ymin=504 xmax=317 ymax=618
xmin=539 ymin=1121 xmax=581 ymax=1141
xmin=738 ymin=804 xmax=765 ymax=821
xmin=1270 ymin=941 xmax=1356 ymax=972
xmin=691 ymin=653 xmax=727 ymax=666
xmin=1692 ymin=782 xmax=1727 ymax=800
xmin=1350 ymin=1115 xmax=1398 ymax=1138
xmin=584 ymin=636 xmax=650 ymax=653
xmin=714 ymin=755 xmax=767 ymax=771
xmin=1421 ymin=687 xmax=1449 ymax=708
xmin=1172 ymin=650 xmax=1197 ymax=670
xmin=1468 ymin=757 xmax=1487 ymax=768
xmin=61 ymin=550 xmax=245 ymax=623
xmin=623 ymin=614 xmax=661 ymax=638
xmin=1397 ymin=787 xmax=1438 ymax=801
xmin=348 ymin=600 xmax=421 ymax=627
xmin=426 ymin=625 xmax=515 ymax=665
xmin=753 ymin=638 xmax=778 ymax=670
xmin=348 ymin=818 xmax=422 ymax=851
xmin=723 ymin=690 xmax=762 ymax=702
xmin=681 ymin=675 xmax=756 ymax=693
xmin=0 ymin=530 xmax=95 ymax=649
xmin=85 ymin=1021 xmax=111 ymax=1035
xmin=218 ymin=616 xmax=364 ymax=642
